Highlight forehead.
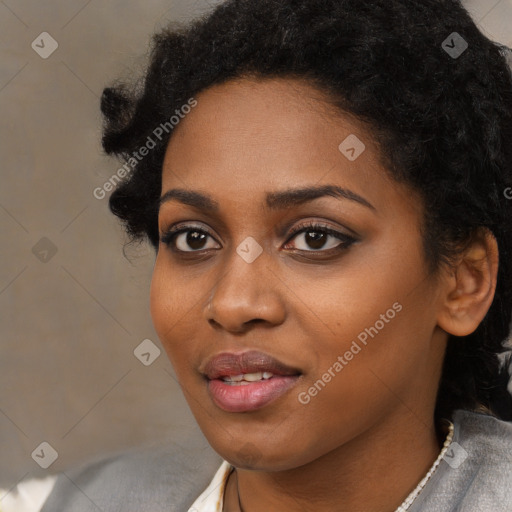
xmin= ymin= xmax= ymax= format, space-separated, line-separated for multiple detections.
xmin=163 ymin=76 xmax=380 ymax=184
xmin=166 ymin=75 xmax=367 ymax=148
xmin=159 ymin=76 xmax=420 ymax=224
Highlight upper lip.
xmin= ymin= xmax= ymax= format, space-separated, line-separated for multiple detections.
xmin=202 ymin=350 xmax=302 ymax=379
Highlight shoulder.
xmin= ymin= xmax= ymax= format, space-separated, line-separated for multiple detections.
xmin=449 ymin=410 xmax=512 ymax=510
xmin=454 ymin=409 xmax=512 ymax=468
xmin=411 ymin=409 xmax=512 ymax=512
xmin=41 ymin=442 xmax=222 ymax=512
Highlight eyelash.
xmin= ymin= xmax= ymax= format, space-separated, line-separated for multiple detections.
xmin=284 ymin=222 xmax=356 ymax=253
xmin=160 ymin=221 xmax=357 ymax=256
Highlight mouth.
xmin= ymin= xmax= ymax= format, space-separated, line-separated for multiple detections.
xmin=201 ymin=350 xmax=302 ymax=413
xmin=219 ymin=371 xmax=276 ymax=384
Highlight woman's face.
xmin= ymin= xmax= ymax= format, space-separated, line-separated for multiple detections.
xmin=150 ymin=76 xmax=448 ymax=470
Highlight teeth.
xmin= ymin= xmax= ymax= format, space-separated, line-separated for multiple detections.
xmin=223 ymin=374 xmax=244 ymax=382
xmin=222 ymin=371 xmax=274 ymax=382
xmin=243 ymin=372 xmax=263 ymax=381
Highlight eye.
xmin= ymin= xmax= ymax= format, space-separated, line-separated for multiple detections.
xmin=160 ymin=225 xmax=219 ymax=252
xmin=283 ymin=221 xmax=356 ymax=253
xmin=160 ymin=221 xmax=357 ymax=255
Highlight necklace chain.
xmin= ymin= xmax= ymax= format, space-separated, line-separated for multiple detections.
xmin=395 ymin=421 xmax=454 ymax=511
xmin=234 ymin=421 xmax=454 ymax=512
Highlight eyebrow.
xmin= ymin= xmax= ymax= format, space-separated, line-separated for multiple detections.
xmin=159 ymin=184 xmax=376 ymax=212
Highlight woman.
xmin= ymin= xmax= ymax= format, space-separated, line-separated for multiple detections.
xmin=39 ymin=0 xmax=512 ymax=510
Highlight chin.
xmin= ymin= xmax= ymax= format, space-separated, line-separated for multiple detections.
xmin=212 ymin=438 xmax=315 ymax=472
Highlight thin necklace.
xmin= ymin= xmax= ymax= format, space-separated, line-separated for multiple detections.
xmin=234 ymin=421 xmax=454 ymax=512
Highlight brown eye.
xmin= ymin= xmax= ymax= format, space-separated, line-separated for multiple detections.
xmin=292 ymin=230 xmax=336 ymax=251
xmin=284 ymin=223 xmax=356 ymax=253
xmin=161 ymin=226 xmax=220 ymax=252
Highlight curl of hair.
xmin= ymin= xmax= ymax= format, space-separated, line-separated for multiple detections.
xmin=101 ymin=0 xmax=512 ymax=421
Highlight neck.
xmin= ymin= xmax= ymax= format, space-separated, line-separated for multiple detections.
xmin=225 ymin=410 xmax=443 ymax=512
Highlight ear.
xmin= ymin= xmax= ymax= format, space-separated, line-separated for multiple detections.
xmin=437 ymin=228 xmax=499 ymax=337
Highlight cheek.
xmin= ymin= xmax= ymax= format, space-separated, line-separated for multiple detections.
xmin=290 ymin=303 xmax=429 ymax=448
xmin=150 ymin=258 xmax=169 ymax=334
xmin=149 ymin=255 xmax=191 ymax=366
xmin=300 ymin=257 xmax=435 ymax=406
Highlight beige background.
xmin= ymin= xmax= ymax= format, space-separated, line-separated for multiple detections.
xmin=1 ymin=0 xmax=511 ymax=490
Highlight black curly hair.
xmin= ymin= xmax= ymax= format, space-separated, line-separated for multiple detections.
xmin=100 ymin=0 xmax=512 ymax=422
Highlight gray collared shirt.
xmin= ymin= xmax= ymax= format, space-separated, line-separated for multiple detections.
xmin=36 ymin=409 xmax=512 ymax=511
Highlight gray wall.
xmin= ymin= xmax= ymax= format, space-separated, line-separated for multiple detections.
xmin=1 ymin=0 xmax=511 ymax=489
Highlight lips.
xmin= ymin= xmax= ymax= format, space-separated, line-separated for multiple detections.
xmin=202 ymin=350 xmax=302 ymax=380
xmin=201 ymin=350 xmax=302 ymax=413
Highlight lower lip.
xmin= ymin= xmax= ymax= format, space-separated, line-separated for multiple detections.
xmin=207 ymin=375 xmax=300 ymax=413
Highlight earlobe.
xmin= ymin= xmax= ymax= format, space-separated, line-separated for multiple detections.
xmin=437 ymin=228 xmax=499 ymax=337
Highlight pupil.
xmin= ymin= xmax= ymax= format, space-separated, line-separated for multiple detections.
xmin=188 ymin=231 xmax=206 ymax=250
xmin=184 ymin=230 xmax=327 ymax=251
xmin=306 ymin=231 xmax=326 ymax=249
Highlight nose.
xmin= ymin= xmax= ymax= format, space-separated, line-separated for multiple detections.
xmin=204 ymin=250 xmax=286 ymax=334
